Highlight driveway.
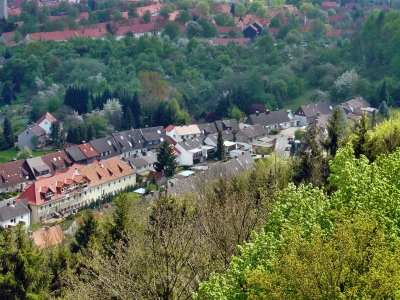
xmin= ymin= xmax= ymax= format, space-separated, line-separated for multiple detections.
xmin=272 ymin=127 xmax=300 ymax=157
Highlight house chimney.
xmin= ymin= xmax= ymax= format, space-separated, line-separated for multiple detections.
xmin=266 ymin=109 xmax=270 ymax=115
xmin=13 ymin=200 xmax=15 ymax=205
xmin=6 ymin=202 xmax=10 ymax=206
xmin=45 ymin=226 xmax=50 ymax=231
xmin=316 ymin=112 xmax=320 ymax=117
xmin=255 ymin=111 xmax=259 ymax=116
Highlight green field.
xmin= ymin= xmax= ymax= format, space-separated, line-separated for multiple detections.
xmin=0 ymin=148 xmax=54 ymax=164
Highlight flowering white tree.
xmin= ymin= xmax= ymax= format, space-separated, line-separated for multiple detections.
xmin=332 ymin=69 xmax=359 ymax=99
xmin=102 ymin=98 xmax=123 ymax=129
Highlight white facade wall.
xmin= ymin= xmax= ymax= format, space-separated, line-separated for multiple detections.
xmin=18 ymin=129 xmax=38 ymax=150
xmin=175 ymin=144 xmax=193 ymax=166
xmin=38 ymin=119 xmax=52 ymax=135
xmin=31 ymin=173 xmax=136 ymax=223
xmin=294 ymin=115 xmax=307 ymax=126
xmin=0 ymin=212 xmax=30 ymax=228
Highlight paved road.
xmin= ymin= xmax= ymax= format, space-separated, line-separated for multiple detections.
xmin=273 ymin=127 xmax=301 ymax=157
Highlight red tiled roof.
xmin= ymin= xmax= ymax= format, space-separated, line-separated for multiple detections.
xmin=326 ymin=29 xmax=344 ymax=37
xmin=31 ymin=225 xmax=65 ymax=248
xmin=137 ymin=4 xmax=164 ymax=17
xmin=167 ymin=136 xmax=176 ymax=146
xmin=1 ymin=32 xmax=15 ymax=41
xmin=48 ymin=16 xmax=65 ymax=21
xmin=321 ymin=2 xmax=337 ymax=7
xmin=146 ymin=170 xmax=164 ymax=183
xmin=16 ymin=165 xmax=85 ymax=206
xmin=115 ymin=24 xmax=156 ymax=36
xmin=7 ymin=0 xmax=23 ymax=8
xmin=328 ymin=14 xmax=342 ymax=23
xmin=345 ymin=3 xmax=362 ymax=8
xmin=6 ymin=41 xmax=17 ymax=46
xmin=165 ymin=125 xmax=174 ymax=132
xmin=37 ymin=112 xmax=57 ymax=125
xmin=211 ymin=38 xmax=250 ymax=45
xmin=268 ymin=27 xmax=280 ymax=35
xmin=75 ymin=28 xmax=107 ymax=38
xmin=234 ymin=14 xmax=270 ymax=27
xmin=78 ymin=143 xmax=99 ymax=159
xmin=217 ymin=26 xmax=241 ymax=34
xmin=8 ymin=8 xmax=22 ymax=15
xmin=301 ymin=20 xmax=314 ymax=33
xmin=215 ymin=4 xmax=230 ymax=14
xmin=75 ymin=12 xmax=89 ymax=22
xmin=27 ymin=30 xmax=76 ymax=41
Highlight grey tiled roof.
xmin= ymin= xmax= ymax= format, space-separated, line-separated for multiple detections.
xmin=29 ymin=124 xmax=46 ymax=137
xmin=246 ymin=110 xmax=290 ymax=127
xmin=90 ymin=136 xmax=120 ymax=158
xmin=296 ymin=100 xmax=333 ymax=118
xmin=177 ymin=137 xmax=204 ymax=151
xmin=239 ymin=124 xmax=268 ymax=138
xmin=65 ymin=146 xmax=86 ymax=162
xmin=0 ymin=198 xmax=30 ymax=222
xmin=141 ymin=126 xmax=166 ymax=142
xmin=0 ymin=160 xmax=31 ymax=188
xmin=198 ymin=123 xmax=218 ymax=135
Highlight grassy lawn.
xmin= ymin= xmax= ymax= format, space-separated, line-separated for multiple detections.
xmin=281 ymin=85 xmax=315 ymax=111
xmin=0 ymin=148 xmax=54 ymax=164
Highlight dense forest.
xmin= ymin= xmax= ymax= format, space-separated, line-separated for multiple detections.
xmin=2 ymin=0 xmax=400 ymax=298
xmin=1 ymin=0 xmax=400 ymax=141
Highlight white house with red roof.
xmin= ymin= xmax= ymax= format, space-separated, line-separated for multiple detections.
xmin=36 ymin=112 xmax=57 ymax=135
xmin=165 ymin=124 xmax=202 ymax=143
xmin=16 ymin=157 xmax=135 ymax=223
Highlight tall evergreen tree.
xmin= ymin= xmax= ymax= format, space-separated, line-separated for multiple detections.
xmin=0 ymin=224 xmax=52 ymax=299
xmin=230 ymin=3 xmax=235 ymax=15
xmin=353 ymin=112 xmax=369 ymax=159
xmin=378 ymin=101 xmax=390 ymax=120
xmin=86 ymin=123 xmax=95 ymax=141
xmin=154 ymin=141 xmax=177 ymax=177
xmin=216 ymin=131 xmax=225 ymax=160
xmin=3 ymin=115 xmax=14 ymax=149
xmin=50 ymin=121 xmax=62 ymax=150
xmin=321 ymin=107 xmax=345 ymax=157
xmin=125 ymin=107 xmax=135 ymax=129
xmin=71 ymin=212 xmax=98 ymax=253
xmin=1 ymin=82 xmax=14 ymax=105
xmin=379 ymin=78 xmax=390 ymax=105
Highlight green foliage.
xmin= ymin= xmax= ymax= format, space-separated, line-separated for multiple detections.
xmin=0 ymin=224 xmax=52 ymax=299
xmin=71 ymin=211 xmax=99 ymax=253
xmin=216 ymin=131 xmax=225 ymax=161
xmin=154 ymin=140 xmax=177 ymax=177
xmin=1 ymin=116 xmax=14 ymax=150
xmin=164 ymin=22 xmax=180 ymax=40
xmin=17 ymin=146 xmax=32 ymax=160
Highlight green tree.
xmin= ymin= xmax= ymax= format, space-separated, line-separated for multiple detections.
xmin=86 ymin=123 xmax=95 ymax=141
xmin=143 ymin=10 xmax=151 ymax=23
xmin=71 ymin=211 xmax=99 ymax=253
xmin=49 ymin=120 xmax=62 ymax=150
xmin=216 ymin=131 xmax=225 ymax=160
xmin=128 ymin=4 xmax=138 ymax=18
xmin=164 ymin=22 xmax=180 ymax=40
xmin=320 ymin=107 xmax=345 ymax=157
xmin=378 ymin=101 xmax=390 ymax=120
xmin=1 ymin=82 xmax=15 ymax=105
xmin=0 ymin=224 xmax=52 ymax=299
xmin=235 ymin=3 xmax=247 ymax=17
xmin=154 ymin=140 xmax=177 ymax=177
xmin=108 ymin=193 xmax=136 ymax=246
xmin=379 ymin=77 xmax=390 ymax=105
xmin=2 ymin=116 xmax=14 ymax=150
xmin=352 ymin=112 xmax=369 ymax=158
xmin=17 ymin=146 xmax=32 ymax=160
